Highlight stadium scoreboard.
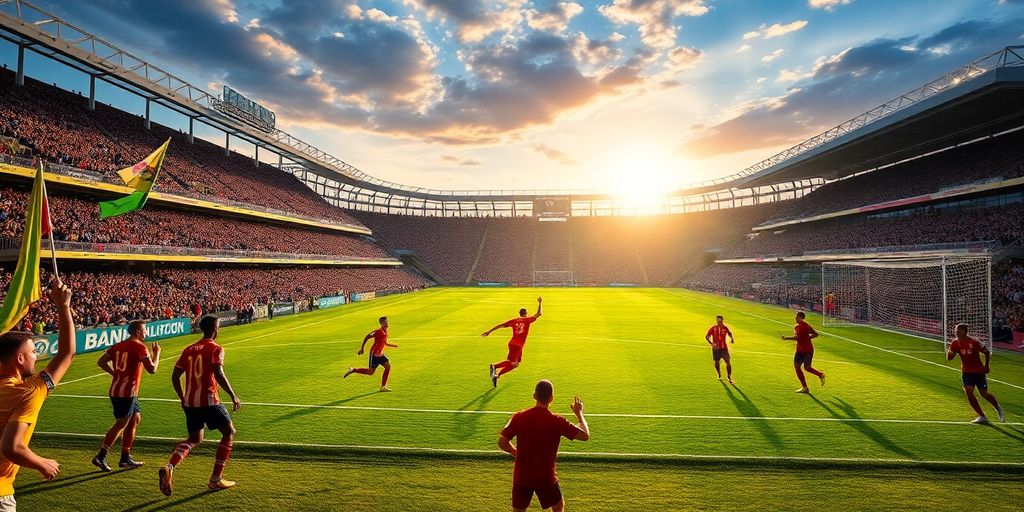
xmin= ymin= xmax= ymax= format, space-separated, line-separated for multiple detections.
xmin=534 ymin=197 xmax=571 ymax=219
xmin=214 ymin=86 xmax=277 ymax=132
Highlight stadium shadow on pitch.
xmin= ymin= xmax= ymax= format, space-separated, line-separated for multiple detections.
xmin=808 ymin=395 xmax=915 ymax=458
xmin=269 ymin=391 xmax=382 ymax=423
xmin=722 ymin=382 xmax=785 ymax=449
xmin=140 ymin=489 xmax=217 ymax=512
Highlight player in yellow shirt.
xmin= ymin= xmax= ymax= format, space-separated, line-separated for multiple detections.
xmin=0 ymin=282 xmax=76 ymax=511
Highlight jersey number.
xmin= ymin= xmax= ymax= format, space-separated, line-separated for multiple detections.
xmin=186 ymin=356 xmax=204 ymax=386
xmin=115 ymin=352 xmax=129 ymax=372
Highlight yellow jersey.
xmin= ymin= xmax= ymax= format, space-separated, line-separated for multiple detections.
xmin=0 ymin=373 xmax=51 ymax=496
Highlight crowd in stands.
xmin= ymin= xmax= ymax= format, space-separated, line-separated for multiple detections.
xmin=767 ymin=129 xmax=1024 ymax=222
xmin=683 ymin=264 xmax=821 ymax=306
xmin=8 ymin=266 xmax=426 ymax=334
xmin=0 ymin=183 xmax=390 ymax=258
xmin=355 ymin=206 xmax=776 ymax=286
xmin=0 ymin=70 xmax=364 ymax=228
xmin=726 ymin=202 xmax=1023 ymax=258
xmin=994 ymin=260 xmax=1024 ymax=341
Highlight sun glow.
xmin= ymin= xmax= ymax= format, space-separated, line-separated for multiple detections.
xmin=605 ymin=147 xmax=679 ymax=205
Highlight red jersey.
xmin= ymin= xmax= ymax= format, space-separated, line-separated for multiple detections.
xmin=369 ymin=328 xmax=389 ymax=356
xmin=106 ymin=339 xmax=150 ymax=398
xmin=175 ymin=339 xmax=224 ymax=407
xmin=706 ymin=325 xmax=732 ymax=350
xmin=503 ymin=316 xmax=538 ymax=348
xmin=500 ymin=407 xmax=581 ymax=487
xmin=949 ymin=337 xmax=988 ymax=374
xmin=793 ymin=321 xmax=816 ymax=353
xmin=825 ymin=295 xmax=835 ymax=313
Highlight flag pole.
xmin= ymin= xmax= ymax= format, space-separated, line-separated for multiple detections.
xmin=37 ymin=160 xmax=60 ymax=286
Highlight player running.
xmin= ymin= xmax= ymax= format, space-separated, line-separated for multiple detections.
xmin=946 ymin=323 xmax=1005 ymax=424
xmin=498 ymin=379 xmax=590 ymax=512
xmin=483 ymin=297 xmax=542 ymax=388
xmin=781 ymin=311 xmax=825 ymax=393
xmin=158 ymin=316 xmax=241 ymax=496
xmin=344 ymin=316 xmax=397 ymax=392
xmin=92 ymin=320 xmax=161 ymax=471
xmin=0 ymin=281 xmax=75 ymax=512
xmin=705 ymin=315 xmax=735 ymax=383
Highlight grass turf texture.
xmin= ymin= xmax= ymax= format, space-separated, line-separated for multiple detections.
xmin=21 ymin=288 xmax=1024 ymax=510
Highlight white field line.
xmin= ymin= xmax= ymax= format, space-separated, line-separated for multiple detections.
xmin=32 ymin=431 xmax=1024 ymax=467
xmin=57 ymin=291 xmax=445 ymax=387
xmin=47 ymin=394 xmax=1023 ymax=426
xmin=660 ymin=290 xmax=1024 ymax=392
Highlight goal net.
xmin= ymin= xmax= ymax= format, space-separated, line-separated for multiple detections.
xmin=821 ymin=257 xmax=991 ymax=349
xmin=532 ymin=270 xmax=575 ymax=287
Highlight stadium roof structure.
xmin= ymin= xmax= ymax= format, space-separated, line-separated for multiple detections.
xmin=0 ymin=0 xmax=1019 ymax=216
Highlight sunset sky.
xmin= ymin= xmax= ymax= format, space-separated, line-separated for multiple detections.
xmin=5 ymin=0 xmax=1023 ymax=194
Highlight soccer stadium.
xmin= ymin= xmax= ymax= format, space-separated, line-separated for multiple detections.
xmin=0 ymin=0 xmax=1020 ymax=510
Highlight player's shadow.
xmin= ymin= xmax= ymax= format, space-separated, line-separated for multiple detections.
xmin=452 ymin=387 xmax=506 ymax=441
xmin=808 ymin=395 xmax=915 ymax=458
xmin=270 ymin=391 xmax=380 ymax=423
xmin=144 ymin=489 xmax=217 ymax=512
xmin=722 ymin=382 xmax=785 ymax=449
xmin=16 ymin=469 xmax=120 ymax=496
xmin=982 ymin=424 xmax=1024 ymax=443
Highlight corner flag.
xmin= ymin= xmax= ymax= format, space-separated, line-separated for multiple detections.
xmin=99 ymin=138 xmax=170 ymax=219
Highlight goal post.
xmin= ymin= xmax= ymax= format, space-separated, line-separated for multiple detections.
xmin=821 ymin=256 xmax=991 ymax=349
xmin=532 ymin=270 xmax=575 ymax=287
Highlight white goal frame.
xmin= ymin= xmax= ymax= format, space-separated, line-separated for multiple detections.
xmin=821 ymin=256 xmax=992 ymax=349
xmin=532 ymin=270 xmax=576 ymax=287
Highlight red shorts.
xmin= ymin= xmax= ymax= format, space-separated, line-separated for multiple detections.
xmin=506 ymin=344 xmax=523 ymax=363
xmin=512 ymin=483 xmax=562 ymax=510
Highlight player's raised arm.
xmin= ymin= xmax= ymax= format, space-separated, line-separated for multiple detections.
xmin=481 ymin=322 xmax=505 ymax=337
xmin=213 ymin=364 xmax=241 ymax=412
xmin=43 ymin=281 xmax=76 ymax=385
xmin=144 ymin=342 xmax=161 ymax=374
xmin=570 ymin=396 xmax=590 ymax=442
xmin=534 ymin=296 xmax=543 ymax=318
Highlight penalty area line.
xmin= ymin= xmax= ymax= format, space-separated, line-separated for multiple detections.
xmin=32 ymin=431 xmax=1024 ymax=467
xmin=47 ymin=394 xmax=1023 ymax=426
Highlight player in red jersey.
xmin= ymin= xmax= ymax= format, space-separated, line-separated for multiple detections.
xmin=825 ymin=292 xmax=836 ymax=317
xmin=947 ymin=323 xmax=1005 ymax=424
xmin=705 ymin=315 xmax=735 ymax=383
xmin=781 ymin=311 xmax=825 ymax=393
xmin=92 ymin=320 xmax=161 ymax=471
xmin=344 ymin=316 xmax=398 ymax=392
xmin=483 ymin=297 xmax=542 ymax=388
xmin=159 ymin=316 xmax=241 ymax=496
xmin=499 ymin=379 xmax=590 ymax=512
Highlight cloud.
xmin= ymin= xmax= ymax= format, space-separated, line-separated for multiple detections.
xmin=761 ymin=49 xmax=785 ymax=63
xmin=527 ymin=2 xmax=584 ymax=33
xmin=441 ymin=155 xmax=482 ymax=166
xmin=530 ymin=143 xmax=580 ymax=165
xmin=679 ymin=18 xmax=1024 ymax=159
xmin=404 ymin=0 xmax=526 ymax=43
xmin=599 ymin=0 xmax=710 ymax=49
xmin=743 ymin=20 xmax=808 ymax=40
xmin=736 ymin=44 xmax=751 ymax=53
xmin=808 ymin=0 xmax=852 ymax=10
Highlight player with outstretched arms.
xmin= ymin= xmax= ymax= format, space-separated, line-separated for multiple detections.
xmin=946 ymin=323 xmax=1005 ymax=424
xmin=483 ymin=297 xmax=542 ymax=388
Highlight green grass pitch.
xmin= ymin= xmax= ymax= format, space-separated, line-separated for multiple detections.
xmin=18 ymin=288 xmax=1024 ymax=510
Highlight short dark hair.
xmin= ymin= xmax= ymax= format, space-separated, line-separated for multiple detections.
xmin=716 ymin=315 xmax=724 ymax=320
xmin=519 ymin=308 xmax=528 ymax=316
xmin=0 ymin=331 xmax=32 ymax=361
xmin=128 ymin=320 xmax=146 ymax=335
xmin=199 ymin=315 xmax=219 ymax=338
xmin=535 ymin=379 xmax=553 ymax=403
xmin=379 ymin=316 xmax=387 ymax=324
xmin=796 ymin=311 xmax=806 ymax=319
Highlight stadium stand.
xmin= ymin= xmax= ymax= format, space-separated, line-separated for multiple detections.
xmin=0 ymin=183 xmax=390 ymax=258
xmin=7 ymin=266 xmax=427 ymax=333
xmin=0 ymin=70 xmax=365 ymax=228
